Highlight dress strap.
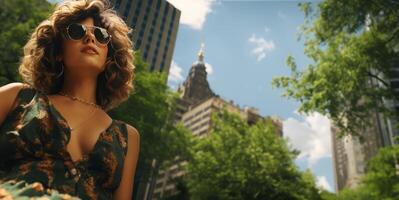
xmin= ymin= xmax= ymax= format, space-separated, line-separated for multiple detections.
xmin=13 ymin=84 xmax=37 ymax=109
xmin=115 ymin=120 xmax=129 ymax=156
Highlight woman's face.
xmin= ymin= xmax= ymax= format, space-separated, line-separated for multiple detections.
xmin=61 ymin=17 xmax=109 ymax=77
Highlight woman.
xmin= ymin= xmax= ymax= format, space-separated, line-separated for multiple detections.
xmin=0 ymin=0 xmax=140 ymax=199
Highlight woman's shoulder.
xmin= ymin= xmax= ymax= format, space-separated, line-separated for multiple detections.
xmin=114 ymin=120 xmax=139 ymax=137
xmin=0 ymin=82 xmax=35 ymax=113
xmin=0 ymin=82 xmax=29 ymax=93
xmin=123 ymin=122 xmax=140 ymax=151
xmin=0 ymin=82 xmax=36 ymax=96
xmin=113 ymin=120 xmax=140 ymax=147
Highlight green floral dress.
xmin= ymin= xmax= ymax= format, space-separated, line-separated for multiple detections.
xmin=0 ymin=86 xmax=129 ymax=200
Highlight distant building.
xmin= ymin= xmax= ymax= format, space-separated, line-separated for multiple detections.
xmin=151 ymin=44 xmax=283 ymax=199
xmin=111 ymin=0 xmax=180 ymax=74
xmin=331 ymin=111 xmax=393 ymax=191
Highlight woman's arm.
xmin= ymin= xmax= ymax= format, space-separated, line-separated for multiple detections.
xmin=113 ymin=124 xmax=140 ymax=200
xmin=0 ymin=82 xmax=25 ymax=126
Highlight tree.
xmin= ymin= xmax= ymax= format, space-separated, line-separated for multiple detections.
xmin=0 ymin=0 xmax=53 ymax=85
xmin=184 ymin=110 xmax=323 ymax=200
xmin=273 ymin=0 xmax=399 ymax=136
xmin=357 ymin=145 xmax=399 ymax=199
xmin=109 ymin=52 xmax=194 ymax=198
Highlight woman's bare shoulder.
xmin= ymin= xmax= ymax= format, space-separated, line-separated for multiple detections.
xmin=0 ymin=82 xmax=30 ymax=124
xmin=0 ymin=82 xmax=28 ymax=93
xmin=125 ymin=124 xmax=139 ymax=137
xmin=0 ymin=82 xmax=30 ymax=107
xmin=119 ymin=121 xmax=140 ymax=145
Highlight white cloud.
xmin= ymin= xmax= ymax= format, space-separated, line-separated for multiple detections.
xmin=248 ymin=34 xmax=275 ymax=61
xmin=166 ymin=0 xmax=215 ymax=30
xmin=205 ymin=63 xmax=213 ymax=75
xmin=168 ymin=60 xmax=184 ymax=82
xmin=283 ymin=112 xmax=332 ymax=167
xmin=317 ymin=176 xmax=333 ymax=192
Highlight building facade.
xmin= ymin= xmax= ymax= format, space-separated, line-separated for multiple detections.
xmin=151 ymin=44 xmax=283 ymax=199
xmin=111 ymin=0 xmax=180 ymax=74
xmin=331 ymin=111 xmax=393 ymax=191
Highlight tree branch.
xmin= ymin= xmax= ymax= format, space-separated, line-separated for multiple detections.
xmin=367 ymin=71 xmax=390 ymax=88
xmin=386 ymin=26 xmax=399 ymax=44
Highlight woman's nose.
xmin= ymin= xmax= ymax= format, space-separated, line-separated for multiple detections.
xmin=83 ymin=30 xmax=96 ymax=44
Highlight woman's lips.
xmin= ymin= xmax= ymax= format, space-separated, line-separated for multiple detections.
xmin=81 ymin=49 xmax=98 ymax=54
xmin=81 ymin=45 xmax=99 ymax=55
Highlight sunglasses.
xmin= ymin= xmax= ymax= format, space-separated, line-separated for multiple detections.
xmin=66 ymin=23 xmax=112 ymax=46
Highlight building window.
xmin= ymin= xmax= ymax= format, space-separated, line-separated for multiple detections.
xmin=135 ymin=39 xmax=142 ymax=49
xmin=115 ymin=0 xmax=122 ymax=9
xmin=172 ymin=7 xmax=176 ymax=20
xmin=156 ymin=0 xmax=161 ymax=9
xmin=131 ymin=16 xmax=137 ymax=27
xmin=391 ymin=80 xmax=399 ymax=88
xmin=123 ymin=0 xmax=132 ymax=19
xmin=163 ymin=4 xmax=169 ymax=15
xmin=160 ymin=60 xmax=165 ymax=71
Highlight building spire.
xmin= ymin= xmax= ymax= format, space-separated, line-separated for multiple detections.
xmin=198 ymin=43 xmax=205 ymax=63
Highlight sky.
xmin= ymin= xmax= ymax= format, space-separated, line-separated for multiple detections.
xmin=48 ymin=0 xmax=334 ymax=193
xmin=166 ymin=0 xmax=334 ymax=192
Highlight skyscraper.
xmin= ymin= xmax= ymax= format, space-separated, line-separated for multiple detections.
xmin=110 ymin=0 xmax=180 ymax=74
xmin=331 ymin=113 xmax=392 ymax=191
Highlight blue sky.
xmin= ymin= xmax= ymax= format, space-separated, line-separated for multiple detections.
xmin=48 ymin=0 xmax=334 ymax=193
xmin=166 ymin=0 xmax=334 ymax=192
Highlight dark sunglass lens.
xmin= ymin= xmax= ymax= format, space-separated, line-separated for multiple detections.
xmin=68 ymin=24 xmax=85 ymax=40
xmin=94 ymin=27 xmax=110 ymax=44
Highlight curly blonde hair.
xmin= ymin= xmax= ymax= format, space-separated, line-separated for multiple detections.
xmin=19 ymin=0 xmax=134 ymax=110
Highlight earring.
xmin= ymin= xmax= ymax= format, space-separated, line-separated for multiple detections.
xmin=56 ymin=62 xmax=64 ymax=78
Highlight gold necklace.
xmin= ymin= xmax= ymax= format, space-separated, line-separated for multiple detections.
xmin=57 ymin=92 xmax=102 ymax=132
xmin=58 ymin=92 xmax=103 ymax=110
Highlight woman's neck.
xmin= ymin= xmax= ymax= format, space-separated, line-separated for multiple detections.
xmin=60 ymin=73 xmax=98 ymax=104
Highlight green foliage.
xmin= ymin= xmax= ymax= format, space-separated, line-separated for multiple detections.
xmin=0 ymin=180 xmax=80 ymax=199
xmin=0 ymin=0 xmax=53 ymax=85
xmin=109 ymin=52 xmax=194 ymax=178
xmin=327 ymin=145 xmax=399 ymax=200
xmin=273 ymin=0 xmax=399 ymax=136
xmin=184 ymin=110 xmax=323 ymax=200
xmin=360 ymin=145 xmax=399 ymax=199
